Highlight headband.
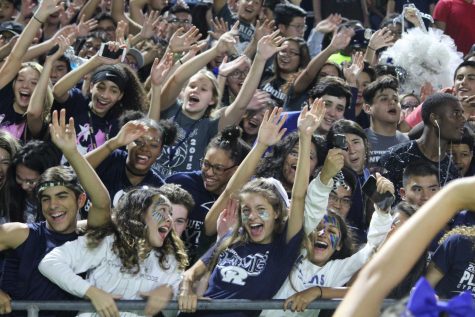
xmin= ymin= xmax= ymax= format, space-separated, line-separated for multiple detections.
xmin=91 ymin=68 xmax=127 ymax=92
xmin=268 ymin=177 xmax=290 ymax=208
xmin=37 ymin=181 xmax=69 ymax=195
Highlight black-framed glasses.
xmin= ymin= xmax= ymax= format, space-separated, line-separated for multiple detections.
xmin=329 ymin=192 xmax=352 ymax=208
xmin=200 ymin=159 xmax=236 ymax=175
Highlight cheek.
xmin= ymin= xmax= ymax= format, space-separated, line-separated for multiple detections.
xmin=329 ymin=233 xmax=340 ymax=249
xmin=258 ymin=210 xmax=271 ymax=221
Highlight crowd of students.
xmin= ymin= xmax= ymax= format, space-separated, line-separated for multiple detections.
xmin=0 ymin=0 xmax=474 ymax=316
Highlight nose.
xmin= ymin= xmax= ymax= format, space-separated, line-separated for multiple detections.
xmin=317 ymin=228 xmax=326 ymax=236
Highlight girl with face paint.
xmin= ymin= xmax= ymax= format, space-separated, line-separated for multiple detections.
xmin=39 ymin=187 xmax=188 ymax=317
xmin=266 ymin=163 xmax=394 ymax=316
xmin=178 ymin=103 xmax=326 ymax=316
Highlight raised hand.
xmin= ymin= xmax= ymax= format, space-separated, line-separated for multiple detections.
xmin=217 ymin=198 xmax=238 ymax=239
xmin=315 ymin=13 xmax=342 ymax=34
xmin=257 ymin=107 xmax=287 ymax=147
xmin=209 ymin=17 xmax=228 ymax=40
xmin=49 ymin=109 xmax=78 ymax=156
xmin=247 ymin=90 xmax=273 ymax=111
xmin=216 ymin=21 xmax=239 ymax=55
xmin=85 ymin=286 xmax=121 ymax=317
xmin=343 ymin=51 xmax=364 ymax=86
xmin=218 ymin=55 xmax=251 ymax=78
xmin=95 ymin=41 xmax=128 ymax=64
xmin=169 ymin=26 xmax=201 ymax=53
xmin=329 ymin=27 xmax=354 ymax=50
xmin=375 ymin=172 xmax=395 ymax=195
xmin=52 ymin=25 xmax=77 ymax=44
xmin=150 ymin=53 xmax=174 ymax=86
xmin=36 ymin=0 xmax=63 ymax=21
xmin=320 ymin=148 xmax=345 ymax=184
xmin=76 ymin=15 xmax=98 ymax=38
xmin=115 ymin=20 xmax=128 ymax=45
xmin=20 ymin=0 xmax=36 ymax=20
xmin=113 ymin=120 xmax=149 ymax=147
xmin=140 ymin=10 xmax=161 ymax=40
xmin=298 ymin=98 xmax=326 ymax=136
xmin=254 ymin=18 xmax=275 ymax=41
xmin=368 ymin=27 xmax=395 ymax=51
xmin=256 ymin=30 xmax=286 ymax=60
xmin=46 ymin=35 xmax=71 ymax=62
xmin=140 ymin=285 xmax=173 ymax=317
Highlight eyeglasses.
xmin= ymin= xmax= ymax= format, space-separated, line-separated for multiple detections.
xmin=200 ymin=159 xmax=236 ymax=175
xmin=133 ymin=137 xmax=161 ymax=149
xmin=329 ymin=192 xmax=352 ymax=208
xmin=287 ymin=24 xmax=307 ymax=31
xmin=229 ymin=69 xmax=249 ymax=79
xmin=278 ymin=50 xmax=301 ymax=57
xmin=16 ymin=175 xmax=40 ymax=187
xmin=169 ymin=18 xmax=192 ymax=26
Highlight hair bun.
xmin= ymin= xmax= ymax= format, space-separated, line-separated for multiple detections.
xmin=218 ymin=125 xmax=241 ymax=144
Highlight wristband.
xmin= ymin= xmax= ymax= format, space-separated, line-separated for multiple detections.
xmin=368 ymin=46 xmax=376 ymax=51
xmin=33 ymin=15 xmax=44 ymax=24
xmin=316 ymin=285 xmax=323 ymax=299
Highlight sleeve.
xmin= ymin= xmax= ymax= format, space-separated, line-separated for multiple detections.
xmin=327 ymin=243 xmax=375 ymax=286
xmin=431 ymin=234 xmax=460 ymax=274
xmin=304 ymin=174 xmax=333 ymax=235
xmin=95 ymin=149 xmax=126 ymax=177
xmin=432 ymin=0 xmax=450 ymax=22
xmin=38 ymin=235 xmax=111 ymax=298
xmin=161 ymin=257 xmax=184 ymax=298
xmin=404 ymin=104 xmax=422 ymax=128
xmin=366 ymin=209 xmax=392 ymax=248
xmin=307 ymin=29 xmax=325 ymax=58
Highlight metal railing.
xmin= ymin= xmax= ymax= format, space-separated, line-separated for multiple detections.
xmin=12 ymin=299 xmax=399 ymax=317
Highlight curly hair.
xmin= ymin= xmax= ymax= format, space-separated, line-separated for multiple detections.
xmin=438 ymin=226 xmax=475 ymax=246
xmin=256 ymin=131 xmax=327 ymax=183
xmin=86 ymin=187 xmax=188 ymax=274
xmin=205 ymin=125 xmax=251 ymax=165
xmin=207 ymin=177 xmax=289 ymax=270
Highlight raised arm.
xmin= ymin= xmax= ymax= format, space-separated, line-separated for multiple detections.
xmin=334 ymin=176 xmax=475 ymax=317
xmin=53 ymin=42 xmax=124 ymax=103
xmin=85 ymin=120 xmax=148 ymax=168
xmin=50 ymin=109 xmax=111 ymax=227
xmin=287 ymin=98 xmax=325 ymax=242
xmin=204 ymin=107 xmax=288 ymax=236
xmin=0 ymin=0 xmax=62 ymax=89
xmin=160 ymin=23 xmax=238 ymax=110
xmin=293 ymin=27 xmax=353 ymax=95
xmin=148 ymin=53 xmax=174 ymax=121
xmin=218 ymin=30 xmax=286 ymax=131
xmin=27 ymin=36 xmax=70 ymax=137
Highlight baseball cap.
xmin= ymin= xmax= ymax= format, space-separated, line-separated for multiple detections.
xmin=0 ymin=21 xmax=24 ymax=36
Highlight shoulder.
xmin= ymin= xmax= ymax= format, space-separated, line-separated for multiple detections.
xmin=0 ymin=222 xmax=30 ymax=250
xmin=166 ymin=171 xmax=201 ymax=184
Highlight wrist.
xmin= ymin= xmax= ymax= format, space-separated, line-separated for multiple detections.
xmin=33 ymin=14 xmax=45 ymax=24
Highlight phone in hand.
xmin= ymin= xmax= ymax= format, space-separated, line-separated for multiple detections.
xmin=98 ymin=43 xmax=126 ymax=62
xmin=362 ymin=175 xmax=395 ymax=210
xmin=333 ymin=134 xmax=348 ymax=151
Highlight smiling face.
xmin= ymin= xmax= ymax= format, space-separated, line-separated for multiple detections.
xmin=282 ymin=142 xmax=318 ymax=191
xmin=450 ymin=143 xmax=473 ymax=176
xmin=242 ymin=107 xmax=268 ymax=137
xmin=341 ymin=133 xmax=366 ymax=175
xmin=316 ymin=95 xmax=347 ymax=135
xmin=308 ymin=214 xmax=342 ymax=266
xmin=41 ymin=186 xmax=85 ymax=234
xmin=126 ymin=128 xmax=163 ymax=175
xmin=454 ymin=66 xmax=475 ymax=99
xmin=89 ymin=80 xmax=124 ymax=117
xmin=144 ymin=195 xmax=173 ymax=248
xmin=227 ymin=63 xmax=250 ymax=96
xmin=327 ymin=185 xmax=353 ymax=219
xmin=183 ymin=73 xmax=216 ymax=119
xmin=238 ymin=0 xmax=261 ymax=23
xmin=277 ymin=40 xmax=301 ymax=74
xmin=367 ymin=88 xmax=400 ymax=125
xmin=240 ymin=192 xmax=278 ymax=244
xmin=13 ymin=66 xmax=40 ymax=113
xmin=201 ymin=147 xmax=236 ymax=194
xmin=0 ymin=148 xmax=11 ymax=189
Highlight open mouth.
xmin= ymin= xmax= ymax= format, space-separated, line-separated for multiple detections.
xmin=158 ymin=225 xmax=170 ymax=239
xmin=189 ymin=95 xmax=200 ymax=103
xmin=248 ymin=119 xmax=260 ymax=129
xmin=50 ymin=211 xmax=66 ymax=222
xmin=249 ymin=223 xmax=263 ymax=236
xmin=314 ymin=240 xmax=328 ymax=250
xmin=387 ymin=108 xmax=398 ymax=115
xmin=136 ymin=154 xmax=150 ymax=165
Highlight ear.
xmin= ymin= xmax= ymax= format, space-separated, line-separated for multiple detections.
xmin=89 ymin=82 xmax=94 ymax=95
xmin=117 ymin=91 xmax=124 ymax=101
xmin=429 ymin=113 xmax=439 ymax=128
xmin=336 ymin=242 xmax=342 ymax=251
xmin=363 ymin=103 xmax=372 ymax=115
xmin=399 ymin=188 xmax=406 ymax=200
xmin=77 ymin=192 xmax=87 ymax=209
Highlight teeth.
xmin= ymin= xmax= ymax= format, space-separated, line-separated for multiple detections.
xmin=250 ymin=224 xmax=262 ymax=228
xmin=51 ymin=212 xmax=65 ymax=219
xmin=158 ymin=226 xmax=169 ymax=233
xmin=314 ymin=241 xmax=328 ymax=248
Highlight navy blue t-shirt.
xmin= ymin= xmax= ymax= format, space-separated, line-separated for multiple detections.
xmin=432 ymin=234 xmax=475 ymax=298
xmin=187 ymin=227 xmax=303 ymax=317
xmin=0 ymin=222 xmax=78 ymax=300
xmin=166 ymin=171 xmax=218 ymax=263
xmin=0 ymin=81 xmax=29 ymax=140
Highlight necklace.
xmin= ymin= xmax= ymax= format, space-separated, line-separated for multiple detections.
xmin=125 ymin=164 xmax=148 ymax=177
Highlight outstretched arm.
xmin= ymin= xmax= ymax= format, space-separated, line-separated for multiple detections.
xmin=0 ymin=0 xmax=62 ymax=89
xmin=50 ymin=109 xmax=111 ymax=227
xmin=204 ymin=107 xmax=288 ymax=236
xmin=287 ymin=99 xmax=325 ymax=242
xmin=334 ymin=176 xmax=475 ymax=317
xmin=148 ymin=53 xmax=174 ymax=121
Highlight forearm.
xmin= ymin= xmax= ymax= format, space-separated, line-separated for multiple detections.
xmin=204 ymin=142 xmax=268 ymax=235
xmin=304 ymin=174 xmax=332 ymax=234
xmin=23 ymin=39 xmax=56 ymax=62
xmin=243 ymin=37 xmax=257 ymax=59
xmin=294 ymin=46 xmax=336 ymax=94
xmin=128 ymin=0 xmax=146 ymax=25
xmin=26 ymin=60 xmax=52 ymax=136
xmin=147 ymin=84 xmax=162 ymax=121
xmin=78 ymin=0 xmax=101 ymax=22
xmin=181 ymin=260 xmax=208 ymax=292
xmin=84 ymin=138 xmax=120 ymax=169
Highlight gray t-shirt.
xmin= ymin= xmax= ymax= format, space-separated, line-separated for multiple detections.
xmin=365 ymin=128 xmax=409 ymax=167
xmin=153 ymin=102 xmax=220 ymax=178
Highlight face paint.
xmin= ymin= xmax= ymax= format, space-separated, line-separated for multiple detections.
xmin=322 ymin=215 xmax=341 ymax=249
xmin=241 ymin=208 xmax=271 ymax=223
xmin=151 ymin=195 xmax=170 ymax=224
